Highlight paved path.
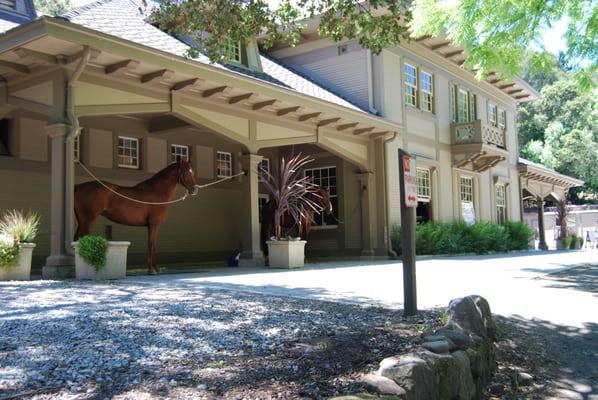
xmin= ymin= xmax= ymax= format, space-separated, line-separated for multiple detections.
xmin=128 ymin=250 xmax=598 ymax=328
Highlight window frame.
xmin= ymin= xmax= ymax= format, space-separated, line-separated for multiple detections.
xmin=258 ymin=193 xmax=269 ymax=224
xmin=225 ymin=39 xmax=242 ymax=63
xmin=73 ymin=134 xmax=80 ymax=163
xmin=419 ymin=70 xmax=434 ymax=113
xmin=416 ymin=168 xmax=431 ymax=202
xmin=498 ymin=108 xmax=507 ymax=130
xmin=488 ymin=102 xmax=498 ymax=127
xmin=117 ymin=136 xmax=140 ymax=169
xmin=495 ymin=184 xmax=507 ymax=225
xmin=403 ymin=63 xmax=418 ymax=108
xmin=171 ymin=144 xmax=190 ymax=163
xmin=459 ymin=176 xmax=474 ymax=203
xmin=216 ymin=150 xmax=233 ymax=178
xmin=304 ymin=165 xmax=339 ymax=228
xmin=451 ymin=84 xmax=477 ymax=123
xmin=259 ymin=158 xmax=270 ymax=182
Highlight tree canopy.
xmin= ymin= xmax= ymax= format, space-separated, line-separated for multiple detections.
xmin=518 ymin=53 xmax=598 ymax=201
xmin=152 ymin=0 xmax=597 ymax=85
xmin=34 ymin=0 xmax=72 ymax=16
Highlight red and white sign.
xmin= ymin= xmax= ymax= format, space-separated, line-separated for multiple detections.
xmin=403 ymin=155 xmax=417 ymax=207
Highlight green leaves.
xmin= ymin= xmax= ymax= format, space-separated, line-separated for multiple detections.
xmin=77 ymin=236 xmax=108 ymax=271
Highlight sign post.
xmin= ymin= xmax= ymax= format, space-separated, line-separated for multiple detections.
xmin=398 ymin=149 xmax=417 ymax=316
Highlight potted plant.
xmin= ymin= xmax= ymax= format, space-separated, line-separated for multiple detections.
xmin=73 ymin=236 xmax=130 ymax=280
xmin=0 ymin=210 xmax=39 ymax=281
xmin=262 ymin=153 xmax=323 ymax=269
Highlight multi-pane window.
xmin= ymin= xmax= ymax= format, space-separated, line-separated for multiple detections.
xmin=498 ymin=109 xmax=506 ymax=130
xmin=420 ymin=71 xmax=434 ymax=112
xmin=459 ymin=176 xmax=473 ymax=203
xmin=403 ymin=63 xmax=418 ymax=107
xmin=259 ymin=158 xmax=270 ymax=182
xmin=73 ymin=135 xmax=80 ymax=163
xmin=451 ymin=84 xmax=477 ymax=123
xmin=496 ymin=184 xmax=506 ymax=225
xmin=117 ymin=136 xmax=139 ymax=169
xmin=171 ymin=144 xmax=189 ymax=163
xmin=488 ymin=103 xmax=498 ymax=127
xmin=225 ymin=39 xmax=241 ymax=63
xmin=416 ymin=168 xmax=431 ymax=202
xmin=216 ymin=151 xmax=232 ymax=177
xmin=305 ymin=166 xmax=338 ymax=226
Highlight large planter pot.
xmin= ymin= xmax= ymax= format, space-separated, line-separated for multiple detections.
xmin=555 ymin=239 xmax=566 ymax=250
xmin=73 ymin=241 xmax=130 ymax=280
xmin=0 ymin=243 xmax=35 ymax=281
xmin=267 ymin=240 xmax=306 ymax=269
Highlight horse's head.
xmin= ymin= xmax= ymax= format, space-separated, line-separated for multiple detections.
xmin=176 ymin=159 xmax=198 ymax=196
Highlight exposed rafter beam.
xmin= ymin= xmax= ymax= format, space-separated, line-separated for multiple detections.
xmin=298 ymin=112 xmax=321 ymax=122
xmin=487 ymin=78 xmax=501 ymax=84
xmin=141 ymin=69 xmax=174 ymax=84
xmin=317 ymin=117 xmax=340 ymax=127
xmin=172 ymin=78 xmax=204 ymax=91
xmin=252 ymin=99 xmax=277 ymax=110
xmin=353 ymin=127 xmax=374 ymax=135
xmin=14 ymin=48 xmax=58 ymax=64
xmin=276 ymin=106 xmax=301 ymax=116
xmin=507 ymin=88 xmax=524 ymax=95
xmin=66 ymin=48 xmax=101 ymax=64
xmin=228 ymin=92 xmax=254 ymax=104
xmin=515 ymin=94 xmax=530 ymax=99
xmin=498 ymin=82 xmax=515 ymax=89
xmin=0 ymin=60 xmax=29 ymax=74
xmin=430 ymin=41 xmax=451 ymax=50
xmin=455 ymin=59 xmax=466 ymax=66
xmin=337 ymin=122 xmax=359 ymax=131
xmin=415 ymin=35 xmax=432 ymax=42
xmin=105 ymin=59 xmax=139 ymax=75
xmin=202 ymin=85 xmax=229 ymax=98
xmin=444 ymin=49 xmax=464 ymax=58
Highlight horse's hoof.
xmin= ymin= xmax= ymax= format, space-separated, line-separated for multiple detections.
xmin=148 ymin=270 xmax=157 ymax=275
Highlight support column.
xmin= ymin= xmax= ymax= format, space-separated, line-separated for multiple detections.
xmin=537 ymin=196 xmax=548 ymax=250
xmin=357 ymin=172 xmax=376 ymax=258
xmin=239 ymin=153 xmax=265 ymax=266
xmin=43 ymin=123 xmax=75 ymax=278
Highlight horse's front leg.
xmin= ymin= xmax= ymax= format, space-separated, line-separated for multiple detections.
xmin=147 ymin=222 xmax=160 ymax=275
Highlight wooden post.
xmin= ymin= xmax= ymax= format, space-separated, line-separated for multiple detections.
xmin=399 ymin=149 xmax=417 ymax=316
xmin=537 ymin=196 xmax=548 ymax=250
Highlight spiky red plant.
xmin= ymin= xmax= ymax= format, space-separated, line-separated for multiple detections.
xmin=260 ymin=153 xmax=323 ymax=240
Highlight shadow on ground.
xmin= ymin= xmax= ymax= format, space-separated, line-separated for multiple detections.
xmin=494 ymin=313 xmax=598 ymax=399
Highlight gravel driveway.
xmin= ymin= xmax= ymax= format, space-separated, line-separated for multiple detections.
xmin=0 ymin=279 xmax=442 ymax=399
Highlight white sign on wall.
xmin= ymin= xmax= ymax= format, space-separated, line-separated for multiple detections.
xmin=402 ymin=154 xmax=417 ymax=208
xmin=461 ymin=201 xmax=476 ymax=224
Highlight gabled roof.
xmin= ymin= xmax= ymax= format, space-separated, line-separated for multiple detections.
xmin=518 ymin=157 xmax=584 ymax=189
xmin=62 ymin=0 xmax=367 ymax=113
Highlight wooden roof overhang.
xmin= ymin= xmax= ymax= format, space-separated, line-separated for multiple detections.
xmin=415 ymin=36 xmax=539 ymax=103
xmin=0 ymin=17 xmax=402 ymax=169
xmin=518 ymin=161 xmax=584 ymax=190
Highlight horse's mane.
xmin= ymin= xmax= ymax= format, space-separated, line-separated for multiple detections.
xmin=136 ymin=162 xmax=180 ymax=188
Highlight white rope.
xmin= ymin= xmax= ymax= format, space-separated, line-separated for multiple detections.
xmin=77 ymin=162 xmax=245 ymax=206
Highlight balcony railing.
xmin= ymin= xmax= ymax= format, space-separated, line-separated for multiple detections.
xmin=451 ymin=120 xmax=506 ymax=149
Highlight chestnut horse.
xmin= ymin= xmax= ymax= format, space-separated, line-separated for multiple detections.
xmin=74 ymin=160 xmax=197 ymax=274
xmin=260 ymin=187 xmax=333 ymax=262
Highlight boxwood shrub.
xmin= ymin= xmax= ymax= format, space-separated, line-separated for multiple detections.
xmin=0 ymin=239 xmax=19 ymax=269
xmin=391 ymin=220 xmax=533 ymax=256
xmin=77 ymin=236 xmax=108 ymax=271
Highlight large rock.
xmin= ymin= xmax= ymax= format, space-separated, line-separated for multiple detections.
xmin=378 ymin=351 xmax=475 ymax=400
xmin=432 ymin=326 xmax=474 ymax=350
xmin=379 ymin=354 xmax=437 ymax=400
xmin=360 ymin=373 xmax=406 ymax=396
xmin=447 ymin=295 xmax=496 ymax=340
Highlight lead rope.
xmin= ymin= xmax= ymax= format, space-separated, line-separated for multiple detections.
xmin=77 ymin=162 xmax=245 ymax=206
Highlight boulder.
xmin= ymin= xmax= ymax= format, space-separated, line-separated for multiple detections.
xmin=360 ymin=373 xmax=406 ymax=396
xmin=421 ymin=339 xmax=451 ymax=354
xmin=433 ymin=326 xmax=474 ymax=350
xmin=378 ymin=354 xmax=437 ymax=400
xmin=447 ymin=295 xmax=496 ymax=340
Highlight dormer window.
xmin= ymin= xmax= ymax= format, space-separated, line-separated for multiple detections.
xmin=0 ymin=0 xmax=16 ymax=9
xmin=225 ymin=39 xmax=242 ymax=63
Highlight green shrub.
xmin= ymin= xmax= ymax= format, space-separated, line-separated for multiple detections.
xmin=562 ymin=235 xmax=573 ymax=248
xmin=77 ymin=236 xmax=108 ymax=271
xmin=568 ymin=235 xmax=578 ymax=249
xmin=391 ymin=220 xmax=533 ymax=256
xmin=504 ymin=221 xmax=533 ymax=251
xmin=0 ymin=210 xmax=40 ymax=243
xmin=578 ymin=237 xmax=584 ymax=248
xmin=0 ymin=238 xmax=19 ymax=269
